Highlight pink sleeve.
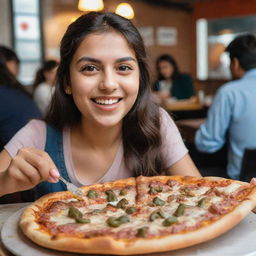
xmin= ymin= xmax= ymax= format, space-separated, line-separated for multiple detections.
xmin=160 ymin=108 xmax=188 ymax=168
xmin=4 ymin=119 xmax=46 ymax=157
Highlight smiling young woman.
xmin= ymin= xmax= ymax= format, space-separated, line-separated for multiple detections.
xmin=0 ymin=12 xmax=200 ymax=200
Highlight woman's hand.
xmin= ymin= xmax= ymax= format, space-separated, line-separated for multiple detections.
xmin=1 ymin=147 xmax=60 ymax=195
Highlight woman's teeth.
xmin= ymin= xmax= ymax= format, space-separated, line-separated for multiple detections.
xmin=94 ymin=99 xmax=119 ymax=105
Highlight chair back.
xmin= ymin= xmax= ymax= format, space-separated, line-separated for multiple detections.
xmin=240 ymin=148 xmax=256 ymax=182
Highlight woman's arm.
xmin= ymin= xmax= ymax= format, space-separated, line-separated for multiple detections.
xmin=165 ymin=153 xmax=201 ymax=177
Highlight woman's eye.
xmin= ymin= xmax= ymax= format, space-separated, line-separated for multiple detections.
xmin=118 ymin=65 xmax=132 ymax=71
xmin=81 ymin=65 xmax=98 ymax=72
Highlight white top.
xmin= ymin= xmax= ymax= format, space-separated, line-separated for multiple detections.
xmin=4 ymin=108 xmax=188 ymax=187
xmin=33 ymin=82 xmax=55 ymax=115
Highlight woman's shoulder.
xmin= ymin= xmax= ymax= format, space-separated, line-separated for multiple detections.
xmin=159 ymin=107 xmax=175 ymax=126
xmin=12 ymin=119 xmax=47 ymax=141
xmin=4 ymin=119 xmax=47 ymax=157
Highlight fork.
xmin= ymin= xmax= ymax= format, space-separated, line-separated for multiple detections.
xmin=58 ymin=176 xmax=84 ymax=197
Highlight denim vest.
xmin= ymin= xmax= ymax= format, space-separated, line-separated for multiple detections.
xmin=35 ymin=125 xmax=70 ymax=199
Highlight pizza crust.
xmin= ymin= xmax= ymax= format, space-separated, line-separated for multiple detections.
xmin=19 ymin=176 xmax=256 ymax=255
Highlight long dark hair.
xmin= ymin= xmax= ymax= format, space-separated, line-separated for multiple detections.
xmin=33 ymin=60 xmax=58 ymax=91
xmin=156 ymin=54 xmax=181 ymax=80
xmin=0 ymin=46 xmax=30 ymax=96
xmin=45 ymin=12 xmax=164 ymax=176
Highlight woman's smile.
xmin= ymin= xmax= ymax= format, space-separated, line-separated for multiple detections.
xmin=91 ymin=96 xmax=123 ymax=111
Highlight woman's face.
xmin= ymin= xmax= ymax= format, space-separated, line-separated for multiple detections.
xmin=69 ymin=30 xmax=140 ymax=128
xmin=158 ymin=60 xmax=174 ymax=79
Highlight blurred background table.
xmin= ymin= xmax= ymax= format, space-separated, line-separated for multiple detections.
xmin=176 ymin=118 xmax=205 ymax=143
xmin=164 ymin=100 xmax=208 ymax=121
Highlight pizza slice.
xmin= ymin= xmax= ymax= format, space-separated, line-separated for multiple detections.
xmin=134 ymin=175 xmax=256 ymax=252
xmin=19 ymin=176 xmax=256 ymax=255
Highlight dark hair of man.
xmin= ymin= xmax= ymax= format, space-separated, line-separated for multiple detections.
xmin=33 ymin=60 xmax=58 ymax=91
xmin=156 ymin=54 xmax=181 ymax=80
xmin=0 ymin=48 xmax=30 ymax=97
xmin=45 ymin=12 xmax=164 ymax=176
xmin=225 ymin=33 xmax=256 ymax=71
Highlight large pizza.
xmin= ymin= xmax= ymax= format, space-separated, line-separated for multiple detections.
xmin=19 ymin=176 xmax=256 ymax=255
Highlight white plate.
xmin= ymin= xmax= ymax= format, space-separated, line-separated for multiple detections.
xmin=1 ymin=208 xmax=256 ymax=256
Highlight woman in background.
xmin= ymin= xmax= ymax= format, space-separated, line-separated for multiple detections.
xmin=33 ymin=60 xmax=58 ymax=115
xmin=153 ymin=54 xmax=195 ymax=104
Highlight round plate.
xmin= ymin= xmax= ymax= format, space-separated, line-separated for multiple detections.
xmin=1 ymin=208 xmax=256 ymax=256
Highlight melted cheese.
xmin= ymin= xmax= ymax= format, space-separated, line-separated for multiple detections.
xmin=50 ymin=209 xmax=75 ymax=225
xmin=215 ymin=183 xmax=242 ymax=195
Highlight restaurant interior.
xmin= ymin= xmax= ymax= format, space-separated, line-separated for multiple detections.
xmin=1 ymin=1 xmax=256 ymax=255
xmin=1 ymin=0 xmax=256 ymax=199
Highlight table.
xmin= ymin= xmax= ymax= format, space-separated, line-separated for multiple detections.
xmin=176 ymin=118 xmax=205 ymax=143
xmin=164 ymin=100 xmax=203 ymax=111
xmin=0 ymin=203 xmax=30 ymax=256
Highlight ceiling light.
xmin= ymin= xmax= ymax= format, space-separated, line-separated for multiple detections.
xmin=115 ymin=3 xmax=134 ymax=19
xmin=78 ymin=0 xmax=104 ymax=12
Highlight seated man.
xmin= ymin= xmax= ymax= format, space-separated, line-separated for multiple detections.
xmin=195 ymin=34 xmax=256 ymax=180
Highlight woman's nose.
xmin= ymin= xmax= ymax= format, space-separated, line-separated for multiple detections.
xmin=99 ymin=69 xmax=118 ymax=91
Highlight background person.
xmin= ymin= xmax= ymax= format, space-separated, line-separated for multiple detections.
xmin=0 ymin=46 xmax=41 ymax=151
xmin=0 ymin=46 xmax=42 ymax=203
xmin=0 ymin=12 xmax=200 ymax=200
xmin=195 ymin=33 xmax=256 ymax=180
xmin=152 ymin=54 xmax=195 ymax=104
xmin=0 ymin=46 xmax=20 ymax=77
xmin=33 ymin=60 xmax=59 ymax=115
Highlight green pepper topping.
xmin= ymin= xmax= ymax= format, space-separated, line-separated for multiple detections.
xmin=76 ymin=217 xmax=90 ymax=224
xmin=118 ymin=215 xmax=130 ymax=224
xmin=197 ymin=197 xmax=207 ymax=208
xmin=105 ymin=190 xmax=118 ymax=202
xmin=87 ymin=189 xmax=99 ymax=199
xmin=117 ymin=198 xmax=129 ymax=209
xmin=173 ymin=203 xmax=185 ymax=217
xmin=153 ymin=197 xmax=165 ymax=206
xmin=149 ymin=209 xmax=165 ymax=222
xmin=68 ymin=206 xmax=83 ymax=219
xmin=149 ymin=187 xmax=158 ymax=194
xmin=149 ymin=186 xmax=163 ymax=194
xmin=162 ymin=216 xmax=178 ymax=227
xmin=126 ymin=207 xmax=137 ymax=214
xmin=119 ymin=189 xmax=128 ymax=196
xmin=106 ymin=215 xmax=130 ymax=227
xmin=106 ymin=217 xmax=120 ymax=227
xmin=136 ymin=227 xmax=149 ymax=238
xmin=68 ymin=207 xmax=90 ymax=224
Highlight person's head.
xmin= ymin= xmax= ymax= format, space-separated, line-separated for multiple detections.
xmin=47 ymin=12 xmax=150 ymax=128
xmin=33 ymin=60 xmax=58 ymax=90
xmin=156 ymin=54 xmax=180 ymax=80
xmin=225 ymin=33 xmax=256 ymax=79
xmin=46 ymin=12 xmax=163 ymax=176
xmin=0 ymin=46 xmax=20 ymax=77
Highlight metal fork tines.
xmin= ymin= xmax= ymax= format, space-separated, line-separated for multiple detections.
xmin=58 ymin=176 xmax=84 ymax=197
